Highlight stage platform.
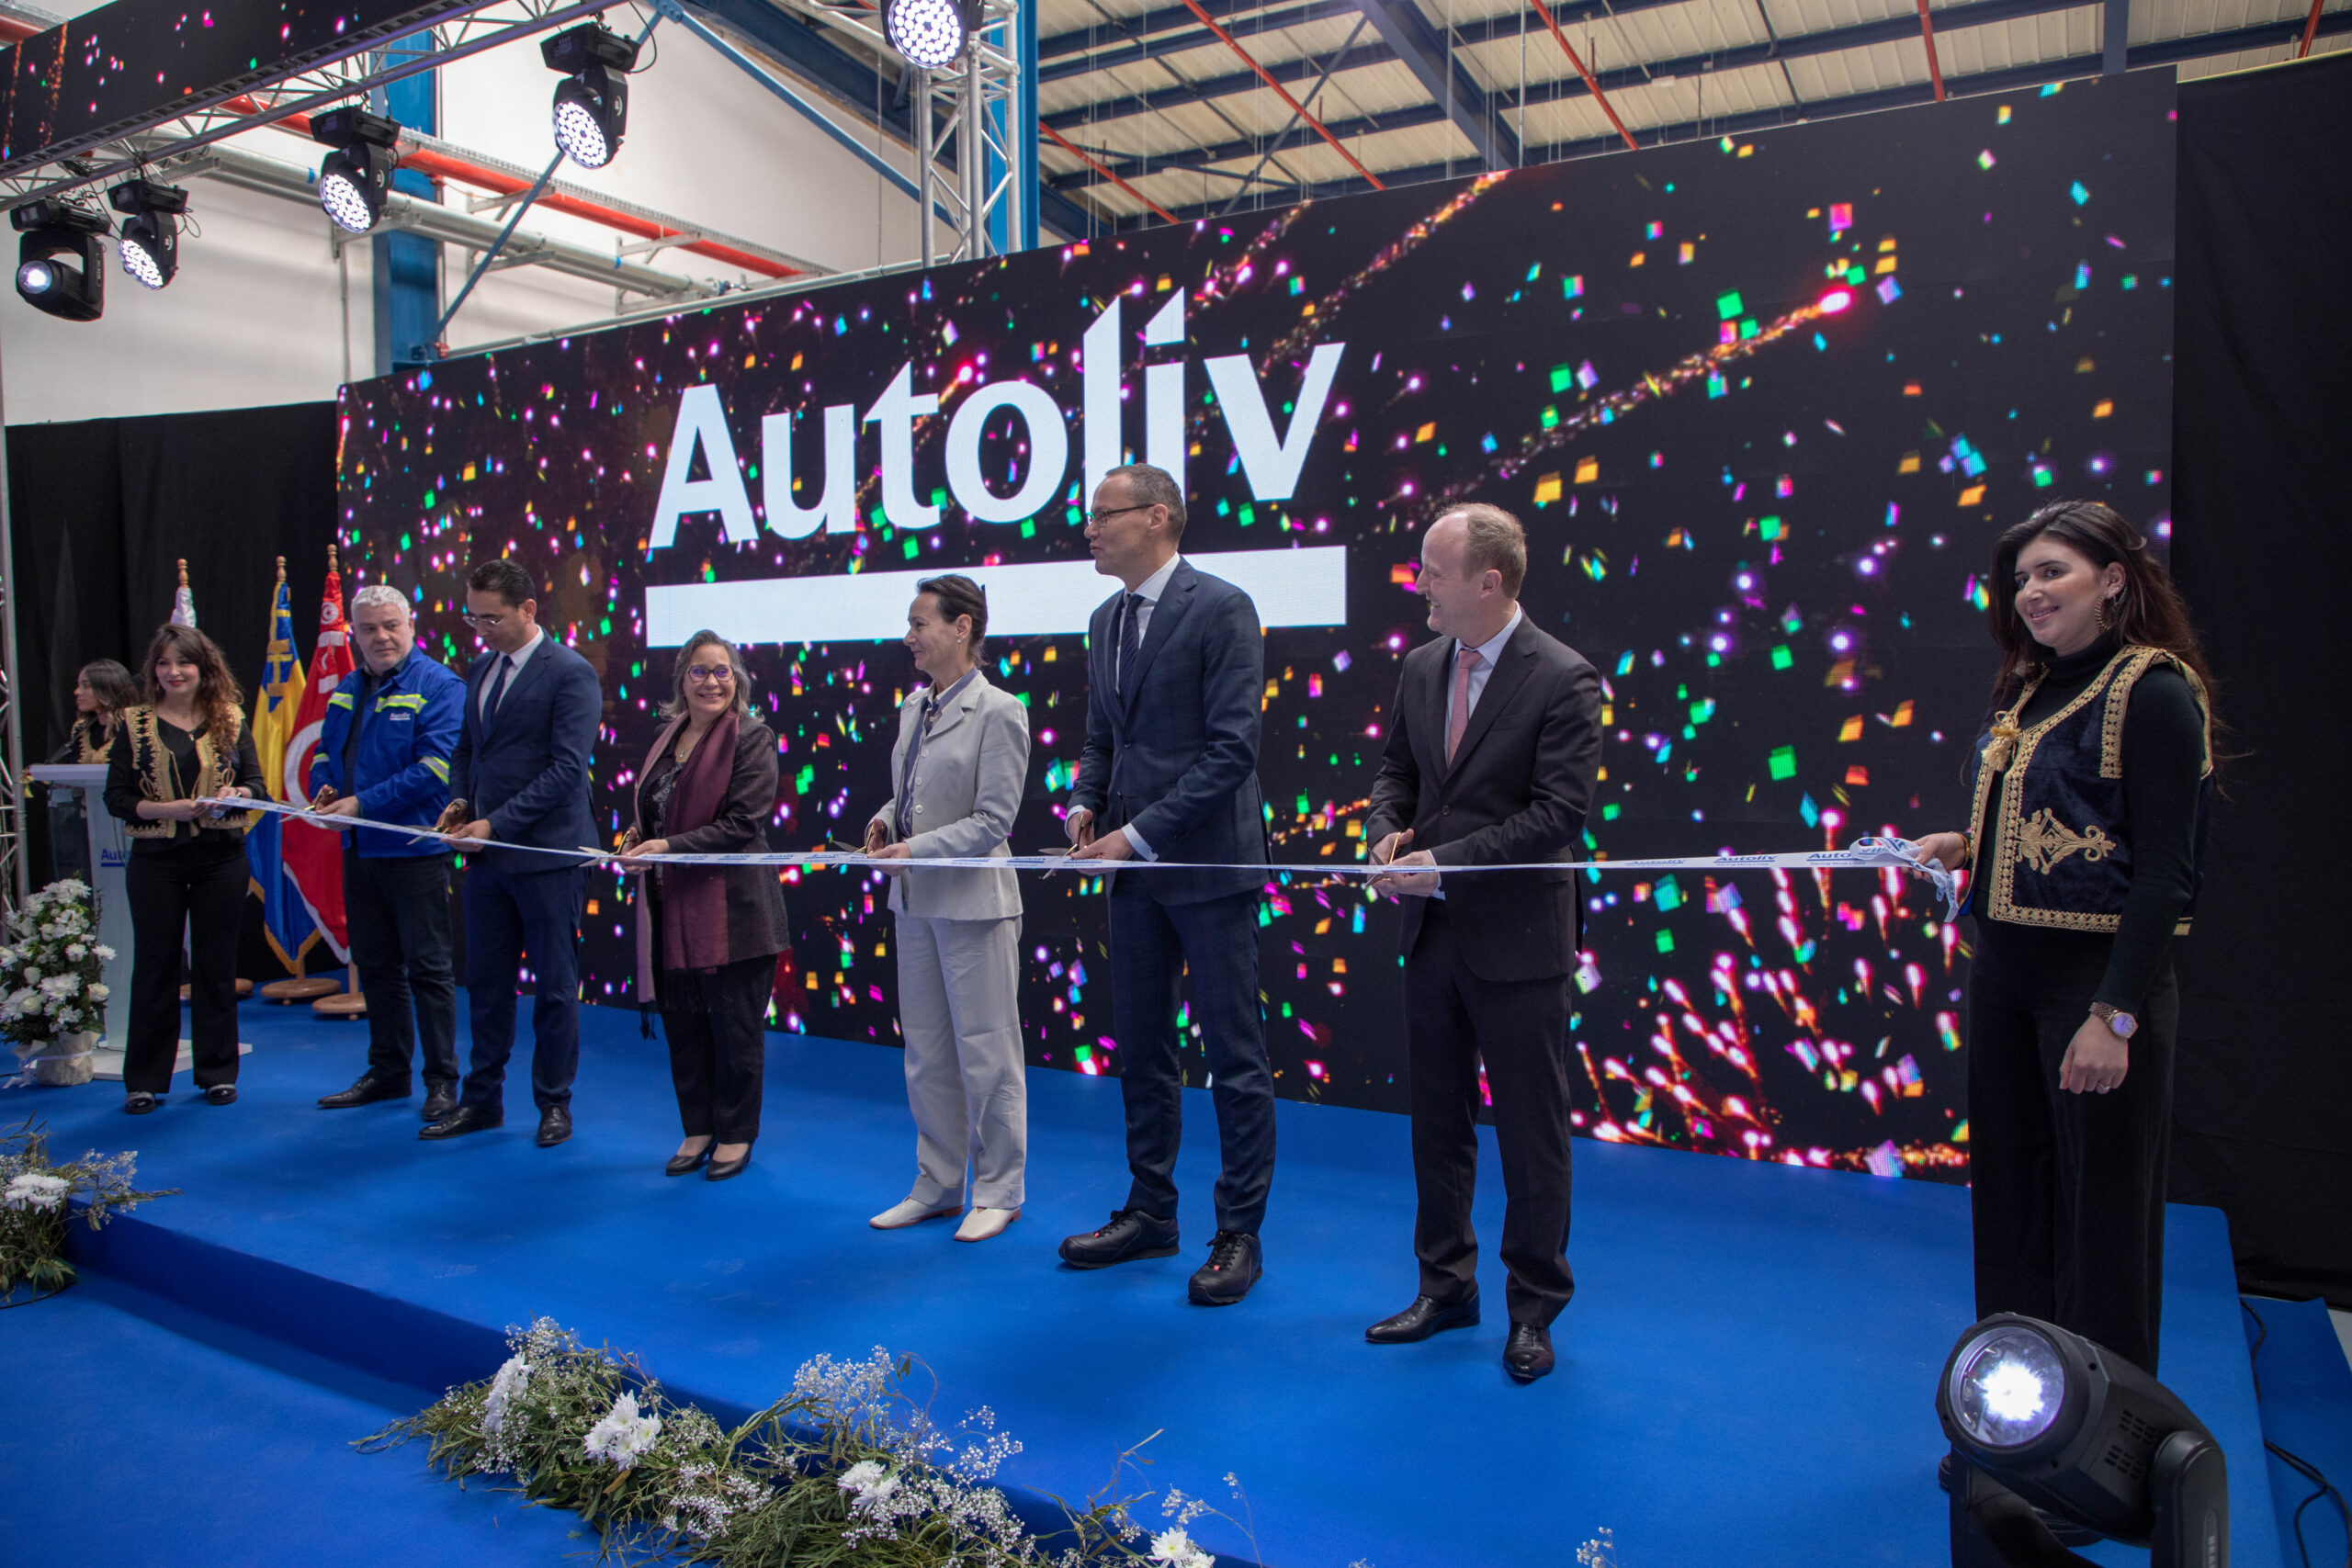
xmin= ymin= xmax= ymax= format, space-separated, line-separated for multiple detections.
xmin=18 ymin=998 xmax=2282 ymax=1568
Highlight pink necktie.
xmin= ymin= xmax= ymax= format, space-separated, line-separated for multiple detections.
xmin=1446 ymin=647 xmax=1482 ymax=764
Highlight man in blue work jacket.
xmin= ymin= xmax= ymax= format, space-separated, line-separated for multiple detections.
xmin=309 ymin=584 xmax=469 ymax=1120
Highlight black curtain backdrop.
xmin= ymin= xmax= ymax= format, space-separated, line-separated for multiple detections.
xmin=6 ymin=399 xmax=340 ymax=981
xmin=2168 ymin=52 xmax=2352 ymax=1306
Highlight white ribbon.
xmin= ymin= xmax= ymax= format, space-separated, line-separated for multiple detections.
xmin=207 ymin=796 xmax=1960 ymax=918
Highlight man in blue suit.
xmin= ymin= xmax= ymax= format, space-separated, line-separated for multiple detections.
xmin=422 ymin=558 xmax=602 ymax=1148
xmin=1063 ymin=462 xmax=1273 ymax=1305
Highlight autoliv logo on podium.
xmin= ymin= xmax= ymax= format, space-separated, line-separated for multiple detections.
xmin=340 ymin=73 xmax=2180 ymax=1164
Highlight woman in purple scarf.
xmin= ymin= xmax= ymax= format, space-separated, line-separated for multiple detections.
xmin=617 ymin=632 xmax=788 ymax=1181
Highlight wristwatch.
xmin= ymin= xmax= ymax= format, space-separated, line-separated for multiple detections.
xmin=2089 ymin=1002 xmax=2139 ymax=1040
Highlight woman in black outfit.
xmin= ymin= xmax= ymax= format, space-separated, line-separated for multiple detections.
xmin=52 ymin=659 xmax=139 ymax=763
xmin=616 ymin=631 xmax=787 ymax=1182
xmin=103 ymin=626 xmax=263 ymax=1114
xmin=1912 ymin=501 xmax=2212 ymax=1374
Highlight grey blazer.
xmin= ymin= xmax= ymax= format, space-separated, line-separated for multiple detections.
xmin=869 ymin=669 xmax=1029 ymax=921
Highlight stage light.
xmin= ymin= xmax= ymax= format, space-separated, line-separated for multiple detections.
xmin=308 ymin=105 xmax=402 ymax=236
xmin=884 ymin=0 xmax=979 ymax=70
xmin=108 ymin=179 xmax=190 ymax=290
xmin=541 ymin=22 xmax=639 ymax=170
xmin=12 ymin=198 xmax=108 ymax=321
xmin=1936 ymin=1314 xmax=2229 ymax=1568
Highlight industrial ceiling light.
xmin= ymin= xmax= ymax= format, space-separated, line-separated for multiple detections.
xmin=12 ymin=198 xmax=108 ymax=321
xmin=309 ymin=105 xmax=402 ymax=235
xmin=883 ymin=0 xmax=980 ymax=70
xmin=108 ymin=178 xmax=190 ymax=290
xmin=541 ymin=21 xmax=639 ymax=169
xmin=1936 ymin=1314 xmax=2228 ymax=1568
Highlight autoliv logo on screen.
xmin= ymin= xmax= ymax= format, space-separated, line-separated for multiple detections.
xmin=644 ymin=293 xmax=1345 ymax=550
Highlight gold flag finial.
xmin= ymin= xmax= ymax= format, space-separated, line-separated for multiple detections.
xmin=275 ymin=555 xmax=287 ymax=582
xmin=175 ymin=558 xmax=188 ymax=588
xmin=327 ymin=540 xmax=341 ymax=574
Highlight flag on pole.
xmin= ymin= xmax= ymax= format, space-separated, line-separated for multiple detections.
xmin=278 ymin=546 xmax=356 ymax=961
xmin=170 ymin=558 xmax=197 ymax=627
xmin=245 ymin=558 xmax=320 ymax=971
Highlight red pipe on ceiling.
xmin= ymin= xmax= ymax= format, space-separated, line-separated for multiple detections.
xmin=1915 ymin=0 xmax=1949 ymax=99
xmin=1040 ymin=124 xmax=1182 ymax=224
xmin=1528 ymin=0 xmax=1641 ymax=152
xmin=1176 ymin=0 xmax=1385 ymax=189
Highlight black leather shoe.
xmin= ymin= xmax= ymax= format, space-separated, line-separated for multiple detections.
xmin=1057 ymin=1208 xmax=1179 ymax=1269
xmin=319 ymin=1076 xmax=409 ymax=1109
xmin=420 ymin=1104 xmax=502 ymax=1140
xmin=536 ymin=1105 xmax=572 ymax=1147
xmin=1503 ymin=1323 xmax=1555 ymax=1382
xmin=665 ymin=1146 xmax=711 ymax=1177
xmin=421 ymin=1089 xmax=458 ymax=1122
xmin=1188 ymin=1230 xmax=1262 ymax=1305
xmin=203 ymin=1084 xmax=238 ymax=1106
xmin=1366 ymin=1292 xmax=1481 ymax=1343
xmin=125 ymin=1091 xmax=159 ymax=1115
xmin=705 ymin=1148 xmax=752 ymax=1181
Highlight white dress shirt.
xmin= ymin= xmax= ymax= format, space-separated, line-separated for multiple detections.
xmin=1111 ymin=553 xmax=1183 ymax=861
xmin=479 ymin=627 xmax=545 ymax=720
xmin=1431 ymin=605 xmax=1521 ymax=897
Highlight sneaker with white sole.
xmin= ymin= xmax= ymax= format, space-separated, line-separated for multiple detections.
xmin=870 ymin=1197 xmax=960 ymax=1230
xmin=955 ymin=1207 xmax=1019 ymax=1242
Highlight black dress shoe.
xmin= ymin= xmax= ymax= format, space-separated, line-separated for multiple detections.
xmin=1057 ymin=1207 xmax=1179 ymax=1269
xmin=665 ymin=1146 xmax=711 ymax=1177
xmin=1503 ymin=1323 xmax=1555 ymax=1382
xmin=536 ymin=1105 xmax=572 ymax=1147
xmin=419 ymin=1104 xmax=502 ymax=1140
xmin=421 ymin=1089 xmax=458 ymax=1122
xmin=124 ymin=1091 xmax=159 ymax=1115
xmin=1188 ymin=1230 xmax=1262 ymax=1305
xmin=319 ymin=1076 xmax=410 ymax=1110
xmin=203 ymin=1084 xmax=238 ymax=1106
xmin=1366 ymin=1292 xmax=1482 ymax=1343
xmin=705 ymin=1148 xmax=752 ymax=1181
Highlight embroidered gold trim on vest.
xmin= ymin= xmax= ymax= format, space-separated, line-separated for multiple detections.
xmin=2012 ymin=808 xmax=2118 ymax=874
xmin=119 ymin=705 xmax=257 ymax=841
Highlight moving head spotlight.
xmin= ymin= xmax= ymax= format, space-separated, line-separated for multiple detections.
xmin=109 ymin=179 xmax=191 ymax=290
xmin=542 ymin=21 xmax=639 ymax=169
xmin=310 ymin=105 xmax=402 ymax=235
xmin=12 ymin=198 xmax=109 ymax=321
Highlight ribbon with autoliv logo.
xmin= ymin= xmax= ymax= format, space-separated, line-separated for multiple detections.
xmin=207 ymin=796 xmax=1961 ymax=919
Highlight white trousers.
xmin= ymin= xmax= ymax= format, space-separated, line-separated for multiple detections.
xmin=894 ymin=913 xmax=1027 ymax=1210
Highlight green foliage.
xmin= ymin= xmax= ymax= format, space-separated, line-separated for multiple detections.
xmin=0 ymin=1118 xmax=175 ymax=1301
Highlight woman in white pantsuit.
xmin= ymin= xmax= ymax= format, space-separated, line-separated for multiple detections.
xmin=864 ymin=575 xmax=1032 ymax=1242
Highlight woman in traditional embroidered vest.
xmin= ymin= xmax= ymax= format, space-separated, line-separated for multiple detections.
xmin=50 ymin=659 xmax=138 ymax=763
xmin=100 ymin=625 xmax=264 ymax=1115
xmin=1912 ymin=502 xmax=2214 ymax=1375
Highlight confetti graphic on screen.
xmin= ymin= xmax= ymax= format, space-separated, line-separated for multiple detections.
xmin=340 ymin=74 xmax=2177 ymax=1181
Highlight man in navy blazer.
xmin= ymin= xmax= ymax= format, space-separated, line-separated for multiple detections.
xmin=421 ymin=558 xmax=603 ymax=1148
xmin=1063 ymin=462 xmax=1274 ymax=1305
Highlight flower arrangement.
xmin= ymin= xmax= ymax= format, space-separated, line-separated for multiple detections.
xmin=364 ymin=1319 xmax=1273 ymax=1567
xmin=0 ymin=1118 xmax=175 ymax=1303
xmin=0 ymin=878 xmax=114 ymax=1085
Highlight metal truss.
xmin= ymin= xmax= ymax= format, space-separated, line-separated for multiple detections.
xmin=0 ymin=0 xmax=615 ymax=212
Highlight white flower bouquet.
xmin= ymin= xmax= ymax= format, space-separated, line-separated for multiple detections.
xmin=0 ymin=1117 xmax=175 ymax=1302
xmin=0 ymin=878 xmax=114 ymax=1086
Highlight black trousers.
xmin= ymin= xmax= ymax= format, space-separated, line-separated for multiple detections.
xmin=344 ymin=849 xmax=459 ymax=1090
xmin=658 ymin=953 xmax=775 ymax=1144
xmin=459 ymin=863 xmax=584 ymax=1114
xmin=1968 ymin=922 xmax=2178 ymax=1373
xmin=1404 ymin=898 xmax=1577 ymax=1328
xmin=1108 ymin=885 xmax=1276 ymax=1235
xmin=123 ymin=842 xmax=246 ymax=1095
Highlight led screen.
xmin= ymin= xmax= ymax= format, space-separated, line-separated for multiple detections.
xmin=339 ymin=71 xmax=2177 ymax=1180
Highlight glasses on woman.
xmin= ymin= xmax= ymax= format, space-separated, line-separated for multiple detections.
xmin=684 ymin=664 xmax=735 ymax=685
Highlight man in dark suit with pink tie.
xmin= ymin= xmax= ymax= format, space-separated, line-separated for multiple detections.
xmin=1365 ymin=502 xmax=1602 ymax=1382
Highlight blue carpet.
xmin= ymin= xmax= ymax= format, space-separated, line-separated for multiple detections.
xmin=17 ymin=997 xmax=2282 ymax=1568
xmin=2245 ymin=1297 xmax=2352 ymax=1568
xmin=0 ymin=1272 xmax=583 ymax=1566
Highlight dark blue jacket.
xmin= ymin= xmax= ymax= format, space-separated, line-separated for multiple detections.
xmin=447 ymin=634 xmax=602 ymax=874
xmin=307 ymin=649 xmax=466 ymax=857
xmin=1070 ymin=558 xmax=1267 ymax=904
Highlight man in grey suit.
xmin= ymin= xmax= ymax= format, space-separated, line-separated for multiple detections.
xmin=864 ymin=575 xmax=1032 ymax=1244
xmin=1063 ymin=462 xmax=1274 ymax=1305
xmin=1365 ymin=503 xmax=1602 ymax=1382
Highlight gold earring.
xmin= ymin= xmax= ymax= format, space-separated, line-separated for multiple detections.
xmin=2094 ymin=592 xmax=2116 ymax=630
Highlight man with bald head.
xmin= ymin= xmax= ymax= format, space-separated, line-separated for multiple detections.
xmin=1364 ymin=503 xmax=1601 ymax=1382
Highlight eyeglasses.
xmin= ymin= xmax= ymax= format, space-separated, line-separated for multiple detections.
xmin=684 ymin=664 xmax=735 ymax=685
xmin=1083 ymin=503 xmax=1152 ymax=527
xmin=459 ymin=608 xmax=508 ymax=628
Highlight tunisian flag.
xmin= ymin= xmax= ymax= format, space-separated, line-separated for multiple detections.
xmin=279 ymin=558 xmax=356 ymax=960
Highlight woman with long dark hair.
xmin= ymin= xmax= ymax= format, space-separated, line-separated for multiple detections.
xmin=102 ymin=625 xmax=263 ymax=1114
xmin=1911 ymin=501 xmax=2214 ymax=1372
xmin=616 ymin=632 xmax=787 ymax=1182
xmin=52 ymin=659 xmax=139 ymax=763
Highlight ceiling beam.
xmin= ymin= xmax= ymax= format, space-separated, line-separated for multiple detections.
xmin=1039 ymin=0 xmax=1361 ymax=84
xmin=1040 ymin=0 xmax=1693 ymax=73
xmin=1354 ymin=0 xmax=1520 ymax=169
xmin=1042 ymin=41 xmax=1391 ymax=130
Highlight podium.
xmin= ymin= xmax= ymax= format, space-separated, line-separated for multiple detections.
xmin=27 ymin=763 xmax=251 ymax=1079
